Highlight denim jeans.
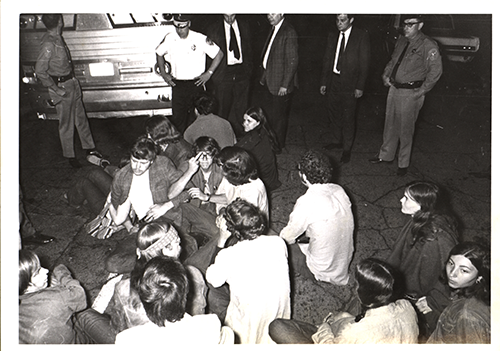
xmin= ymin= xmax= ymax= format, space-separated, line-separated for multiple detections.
xmin=73 ymin=308 xmax=116 ymax=344
xmin=268 ymin=318 xmax=316 ymax=344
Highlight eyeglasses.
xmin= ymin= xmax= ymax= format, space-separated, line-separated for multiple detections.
xmin=403 ymin=21 xmax=421 ymax=28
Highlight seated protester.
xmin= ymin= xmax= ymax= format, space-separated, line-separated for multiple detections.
xmin=176 ymin=137 xmax=224 ymax=245
xmin=235 ymin=107 xmax=281 ymax=191
xmin=422 ymin=242 xmax=491 ymax=344
xmin=214 ymin=146 xmax=268 ymax=218
xmin=183 ymin=93 xmax=237 ymax=149
xmin=269 ymin=258 xmax=419 ymax=344
xmin=206 ymin=199 xmax=290 ymax=344
xmin=106 ymin=136 xmax=198 ymax=273
xmin=145 ymin=115 xmax=192 ymax=169
xmin=184 ymin=147 xmax=269 ymax=275
xmin=65 ymin=162 xmax=135 ymax=234
xmin=279 ymin=150 xmax=354 ymax=285
xmin=75 ymin=221 xmax=208 ymax=344
xmin=115 ymin=256 xmax=234 ymax=345
xmin=19 ymin=250 xmax=88 ymax=344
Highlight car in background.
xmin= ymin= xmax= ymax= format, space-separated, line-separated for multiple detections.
xmin=20 ymin=13 xmax=174 ymax=120
xmin=385 ymin=14 xmax=480 ymax=63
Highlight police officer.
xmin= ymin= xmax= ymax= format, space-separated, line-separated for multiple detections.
xmin=35 ymin=14 xmax=102 ymax=168
xmin=369 ymin=15 xmax=442 ymax=176
xmin=156 ymin=14 xmax=224 ymax=133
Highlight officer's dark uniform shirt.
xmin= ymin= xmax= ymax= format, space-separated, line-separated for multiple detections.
xmin=383 ymin=31 xmax=442 ymax=94
xmin=35 ymin=32 xmax=72 ymax=89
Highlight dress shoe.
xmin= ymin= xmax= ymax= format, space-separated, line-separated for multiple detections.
xmin=68 ymin=157 xmax=82 ymax=168
xmin=23 ymin=232 xmax=55 ymax=246
xmin=368 ymin=157 xmax=392 ymax=164
xmin=340 ymin=151 xmax=351 ymax=164
xmin=397 ymin=167 xmax=408 ymax=176
xmin=323 ymin=143 xmax=343 ymax=150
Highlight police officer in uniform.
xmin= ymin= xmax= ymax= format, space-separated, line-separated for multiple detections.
xmin=369 ymin=15 xmax=442 ymax=176
xmin=35 ymin=14 xmax=102 ymax=168
xmin=156 ymin=14 xmax=224 ymax=133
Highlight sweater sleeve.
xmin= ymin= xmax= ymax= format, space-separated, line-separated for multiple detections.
xmin=50 ymin=264 xmax=87 ymax=312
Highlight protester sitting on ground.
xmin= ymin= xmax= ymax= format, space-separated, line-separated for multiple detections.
xmin=206 ymin=198 xmax=290 ymax=344
xmin=184 ymin=146 xmax=269 ymax=274
xmin=279 ymin=149 xmax=354 ymax=285
xmin=65 ymin=162 xmax=136 ymax=235
xmin=235 ymin=106 xmax=281 ymax=191
xmin=19 ymin=250 xmax=88 ymax=344
xmin=175 ymin=137 xmax=224 ymax=246
xmin=183 ymin=93 xmax=237 ymax=149
xmin=416 ymin=242 xmax=491 ymax=344
xmin=269 ymin=258 xmax=418 ymax=344
xmin=145 ymin=115 xmax=192 ymax=169
xmin=74 ymin=221 xmax=208 ymax=344
xmin=387 ymin=181 xmax=459 ymax=300
xmin=106 ymin=136 xmax=198 ymax=273
xmin=115 ymin=256 xmax=234 ymax=345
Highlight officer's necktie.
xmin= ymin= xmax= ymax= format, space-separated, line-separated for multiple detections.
xmin=229 ymin=24 xmax=240 ymax=60
xmin=390 ymin=41 xmax=409 ymax=82
xmin=335 ymin=32 xmax=345 ymax=73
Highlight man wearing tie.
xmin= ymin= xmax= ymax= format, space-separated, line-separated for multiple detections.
xmin=260 ymin=13 xmax=299 ymax=151
xmin=206 ymin=14 xmax=253 ymax=137
xmin=320 ymin=14 xmax=370 ymax=164
xmin=369 ymin=15 xmax=442 ymax=176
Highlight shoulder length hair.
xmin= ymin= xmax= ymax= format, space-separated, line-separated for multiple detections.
xmin=405 ymin=181 xmax=458 ymax=244
xmin=145 ymin=115 xmax=182 ymax=147
xmin=244 ymin=107 xmax=280 ymax=152
xmin=216 ymin=146 xmax=258 ymax=186
xmin=354 ymin=258 xmax=404 ymax=321
xmin=446 ymin=241 xmax=490 ymax=305
xmin=19 ymin=250 xmax=41 ymax=295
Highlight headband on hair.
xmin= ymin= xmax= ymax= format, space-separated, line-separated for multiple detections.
xmin=138 ymin=225 xmax=178 ymax=258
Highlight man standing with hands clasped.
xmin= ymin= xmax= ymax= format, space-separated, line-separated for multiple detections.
xmin=369 ymin=14 xmax=442 ymax=176
xmin=156 ymin=14 xmax=224 ymax=133
xmin=320 ymin=14 xmax=370 ymax=164
xmin=260 ymin=13 xmax=299 ymax=151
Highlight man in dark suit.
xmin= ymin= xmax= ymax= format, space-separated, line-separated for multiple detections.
xmin=206 ymin=14 xmax=253 ymax=138
xmin=260 ymin=13 xmax=299 ymax=150
xmin=320 ymin=14 xmax=370 ymax=163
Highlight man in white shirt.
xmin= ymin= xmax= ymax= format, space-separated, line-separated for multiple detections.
xmin=156 ymin=14 xmax=224 ymax=133
xmin=280 ymin=150 xmax=354 ymax=285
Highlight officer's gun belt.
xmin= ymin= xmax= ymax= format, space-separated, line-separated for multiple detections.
xmin=393 ymin=80 xmax=423 ymax=89
xmin=51 ymin=72 xmax=74 ymax=84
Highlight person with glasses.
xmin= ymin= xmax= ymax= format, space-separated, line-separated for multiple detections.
xmin=156 ymin=14 xmax=224 ymax=133
xmin=369 ymin=15 xmax=442 ymax=176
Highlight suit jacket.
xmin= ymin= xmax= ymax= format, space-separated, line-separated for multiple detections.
xmin=320 ymin=26 xmax=370 ymax=93
xmin=260 ymin=19 xmax=299 ymax=95
xmin=206 ymin=18 xmax=253 ymax=83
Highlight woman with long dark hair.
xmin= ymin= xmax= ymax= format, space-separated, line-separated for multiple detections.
xmin=417 ymin=241 xmax=491 ymax=343
xmin=269 ymin=258 xmax=418 ymax=344
xmin=235 ymin=107 xmax=281 ymax=191
xmin=387 ymin=181 xmax=459 ymax=299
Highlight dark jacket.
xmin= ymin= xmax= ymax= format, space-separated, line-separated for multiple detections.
xmin=260 ymin=19 xmax=299 ymax=95
xmin=206 ymin=17 xmax=253 ymax=83
xmin=236 ymin=128 xmax=281 ymax=191
xmin=320 ymin=26 xmax=371 ymax=92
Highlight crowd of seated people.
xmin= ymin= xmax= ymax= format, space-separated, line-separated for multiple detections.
xmin=19 ymin=92 xmax=490 ymax=344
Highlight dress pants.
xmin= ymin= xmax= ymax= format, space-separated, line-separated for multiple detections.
xmin=171 ymin=80 xmax=204 ymax=133
xmin=49 ymin=78 xmax=95 ymax=158
xmin=378 ymin=86 xmax=425 ymax=168
xmin=263 ymin=86 xmax=293 ymax=149
xmin=326 ymin=74 xmax=357 ymax=151
xmin=213 ymin=65 xmax=250 ymax=137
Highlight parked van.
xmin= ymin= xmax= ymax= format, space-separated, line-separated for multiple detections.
xmin=20 ymin=13 xmax=174 ymax=120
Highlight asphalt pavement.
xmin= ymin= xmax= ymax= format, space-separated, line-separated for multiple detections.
xmin=11 ymin=14 xmax=492 ymax=340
